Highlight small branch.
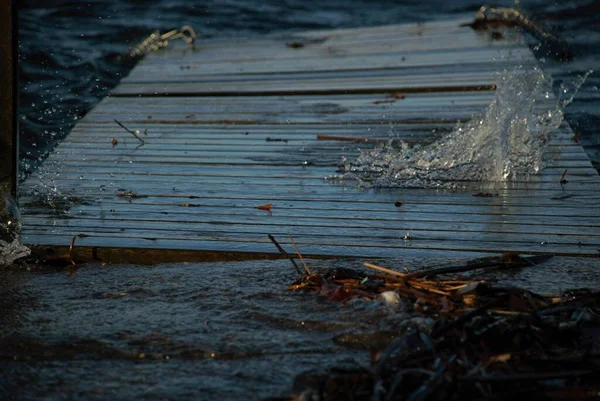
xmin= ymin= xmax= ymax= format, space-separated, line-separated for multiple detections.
xmin=288 ymin=232 xmax=310 ymax=275
xmin=268 ymin=234 xmax=302 ymax=276
xmin=114 ymin=119 xmax=145 ymax=146
xmin=363 ymin=262 xmax=407 ymax=278
xmin=404 ymin=254 xmax=552 ymax=280
xmin=560 ymin=169 xmax=568 ymax=184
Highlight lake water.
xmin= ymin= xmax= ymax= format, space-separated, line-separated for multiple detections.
xmin=2 ymin=256 xmax=600 ymax=400
xmin=6 ymin=1 xmax=600 ymax=399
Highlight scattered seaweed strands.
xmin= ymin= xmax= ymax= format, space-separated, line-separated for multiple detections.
xmin=281 ymin=252 xmax=599 ymax=400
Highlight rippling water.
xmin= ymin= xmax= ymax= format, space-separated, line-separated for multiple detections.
xmin=2 ymin=257 xmax=600 ymax=400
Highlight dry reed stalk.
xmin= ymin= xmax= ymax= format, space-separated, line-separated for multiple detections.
xmin=363 ymin=262 xmax=407 ymax=278
xmin=288 ymin=232 xmax=311 ymax=275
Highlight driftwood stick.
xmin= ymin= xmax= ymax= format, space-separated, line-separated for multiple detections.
xmin=405 ymin=261 xmax=502 ymax=279
xmin=404 ymin=254 xmax=553 ymax=280
xmin=363 ymin=262 xmax=407 ymax=278
xmin=268 ymin=234 xmax=302 ymax=276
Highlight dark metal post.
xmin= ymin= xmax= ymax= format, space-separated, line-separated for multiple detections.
xmin=0 ymin=0 xmax=17 ymax=198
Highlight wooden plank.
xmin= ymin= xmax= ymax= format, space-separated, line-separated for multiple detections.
xmin=19 ymin=185 xmax=600 ymax=218
xmin=113 ymin=22 xmax=536 ymax=97
xmin=127 ymin=48 xmax=534 ymax=79
xmin=135 ymin=18 xmax=524 ymax=68
xmin=134 ymin=18 xmax=521 ymax=67
xmin=22 ymin=217 xmax=600 ymax=241
xmin=21 ymin=195 xmax=600 ymax=233
xmin=138 ymin=35 xmax=525 ymax=69
xmin=18 ymin=17 xmax=600 ymax=262
xmin=25 ymin=163 xmax=600 ymax=191
xmin=112 ymin=73 xmax=500 ymax=97
xmin=21 ymin=231 xmax=600 ymax=258
xmin=287 ymin=17 xmax=474 ymax=39
xmin=19 ymin=180 xmax=600 ymax=208
xmin=78 ymin=92 xmax=559 ymax=126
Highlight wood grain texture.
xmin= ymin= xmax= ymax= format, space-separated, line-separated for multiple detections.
xmin=19 ymin=17 xmax=600 ymax=262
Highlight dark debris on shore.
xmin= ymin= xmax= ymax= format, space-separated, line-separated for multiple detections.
xmin=270 ymin=248 xmax=600 ymax=401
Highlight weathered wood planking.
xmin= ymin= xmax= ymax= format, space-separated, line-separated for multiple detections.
xmin=19 ymin=16 xmax=600 ymax=263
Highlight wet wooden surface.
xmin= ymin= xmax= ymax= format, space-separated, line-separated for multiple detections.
xmin=19 ymin=16 xmax=600 ymax=263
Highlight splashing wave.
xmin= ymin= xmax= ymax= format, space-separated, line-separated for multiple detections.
xmin=330 ymin=67 xmax=591 ymax=188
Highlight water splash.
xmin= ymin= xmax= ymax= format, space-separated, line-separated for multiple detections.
xmin=331 ymin=67 xmax=591 ymax=188
xmin=0 ymin=194 xmax=30 ymax=267
xmin=0 ymin=239 xmax=31 ymax=268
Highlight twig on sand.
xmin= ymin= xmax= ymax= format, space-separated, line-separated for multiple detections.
xmin=268 ymin=234 xmax=302 ymax=276
xmin=288 ymin=232 xmax=311 ymax=275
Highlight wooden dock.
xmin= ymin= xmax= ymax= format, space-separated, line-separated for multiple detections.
xmin=19 ymin=16 xmax=600 ymax=264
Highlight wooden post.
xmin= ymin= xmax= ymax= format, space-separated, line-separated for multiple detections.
xmin=0 ymin=0 xmax=17 ymax=198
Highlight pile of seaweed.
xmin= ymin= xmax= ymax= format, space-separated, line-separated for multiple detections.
xmin=272 ymin=247 xmax=600 ymax=401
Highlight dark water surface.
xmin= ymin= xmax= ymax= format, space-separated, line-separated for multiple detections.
xmin=17 ymin=0 xmax=600 ymax=177
xmin=8 ymin=1 xmax=600 ymax=400
xmin=2 ymin=257 xmax=600 ymax=400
